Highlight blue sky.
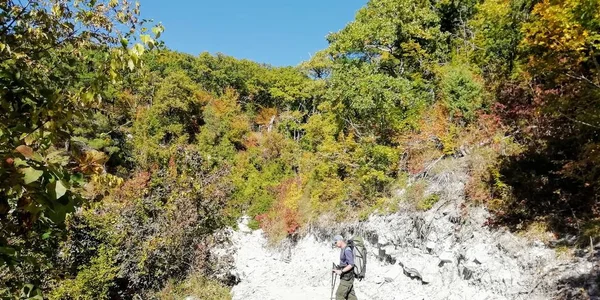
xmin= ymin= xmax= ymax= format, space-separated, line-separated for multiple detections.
xmin=139 ymin=0 xmax=366 ymax=66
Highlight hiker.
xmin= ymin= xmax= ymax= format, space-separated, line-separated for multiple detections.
xmin=332 ymin=235 xmax=358 ymax=300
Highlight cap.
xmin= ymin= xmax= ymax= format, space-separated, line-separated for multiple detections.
xmin=332 ymin=235 xmax=344 ymax=244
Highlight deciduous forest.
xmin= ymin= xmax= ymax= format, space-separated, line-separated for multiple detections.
xmin=1 ymin=0 xmax=599 ymax=298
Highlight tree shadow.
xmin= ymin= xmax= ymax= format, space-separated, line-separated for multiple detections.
xmin=554 ymin=263 xmax=600 ymax=300
xmin=489 ymin=135 xmax=599 ymax=240
xmin=487 ymin=79 xmax=600 ymax=243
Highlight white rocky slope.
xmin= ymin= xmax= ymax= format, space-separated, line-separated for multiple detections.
xmin=224 ymin=218 xmax=597 ymax=300
xmin=213 ymin=158 xmax=599 ymax=300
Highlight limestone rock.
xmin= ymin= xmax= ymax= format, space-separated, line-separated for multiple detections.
xmin=382 ymin=245 xmax=399 ymax=257
xmin=238 ymin=215 xmax=253 ymax=233
xmin=426 ymin=241 xmax=436 ymax=252
xmin=467 ymin=244 xmax=489 ymax=264
xmin=420 ymin=263 xmax=439 ymax=284
xmin=439 ymin=251 xmax=454 ymax=264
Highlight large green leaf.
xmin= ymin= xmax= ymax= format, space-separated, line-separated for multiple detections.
xmin=23 ymin=168 xmax=43 ymax=184
xmin=55 ymin=180 xmax=67 ymax=199
xmin=140 ymin=34 xmax=152 ymax=45
xmin=46 ymin=180 xmax=68 ymax=200
xmin=45 ymin=196 xmax=75 ymax=224
xmin=152 ymin=25 xmax=163 ymax=39
xmin=0 ymin=247 xmax=16 ymax=256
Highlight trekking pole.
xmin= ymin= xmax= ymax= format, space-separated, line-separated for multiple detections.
xmin=330 ymin=262 xmax=337 ymax=300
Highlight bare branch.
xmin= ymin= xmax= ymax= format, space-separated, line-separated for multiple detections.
xmin=564 ymin=73 xmax=600 ymax=89
xmin=561 ymin=114 xmax=600 ymax=130
xmin=365 ymin=44 xmax=395 ymax=53
xmin=343 ymin=118 xmax=363 ymax=138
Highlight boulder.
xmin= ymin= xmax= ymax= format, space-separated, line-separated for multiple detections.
xmin=420 ymin=261 xmax=441 ymax=284
xmin=439 ymin=251 xmax=454 ymax=264
xmin=426 ymin=241 xmax=436 ymax=252
xmin=382 ymin=245 xmax=400 ymax=257
xmin=378 ymin=235 xmax=390 ymax=246
xmin=466 ymin=244 xmax=489 ymax=264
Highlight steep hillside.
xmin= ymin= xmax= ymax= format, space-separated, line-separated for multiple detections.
xmin=224 ymin=157 xmax=598 ymax=299
xmin=2 ymin=0 xmax=599 ymax=298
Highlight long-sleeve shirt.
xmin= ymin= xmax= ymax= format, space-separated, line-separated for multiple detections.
xmin=340 ymin=246 xmax=355 ymax=267
xmin=339 ymin=246 xmax=355 ymax=280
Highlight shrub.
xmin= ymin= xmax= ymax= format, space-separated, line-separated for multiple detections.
xmin=153 ymin=274 xmax=231 ymax=300
xmin=438 ymin=64 xmax=485 ymax=124
xmin=359 ymin=197 xmax=399 ymax=220
xmin=50 ymin=247 xmax=119 ymax=300
xmin=132 ymin=71 xmax=205 ymax=168
xmin=301 ymin=113 xmax=338 ymax=151
xmin=405 ymin=180 xmax=428 ymax=208
xmin=417 ymin=194 xmax=440 ymax=211
xmin=256 ymin=177 xmax=304 ymax=243
xmin=465 ymin=147 xmax=499 ymax=204
xmin=54 ymin=147 xmax=231 ymax=298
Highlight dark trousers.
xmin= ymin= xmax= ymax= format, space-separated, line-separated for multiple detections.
xmin=336 ymin=277 xmax=357 ymax=300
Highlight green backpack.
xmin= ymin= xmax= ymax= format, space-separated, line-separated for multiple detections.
xmin=347 ymin=236 xmax=367 ymax=281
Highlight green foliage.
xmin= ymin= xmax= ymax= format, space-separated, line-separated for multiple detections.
xmin=326 ymin=61 xmax=427 ymax=142
xmin=133 ymin=71 xmax=204 ymax=166
xmin=197 ymin=89 xmax=250 ymax=164
xmin=327 ymin=0 xmax=450 ymax=76
xmin=437 ymin=64 xmax=485 ymax=123
xmin=227 ymin=132 xmax=297 ymax=219
xmin=470 ymin=0 xmax=532 ymax=79
xmin=579 ymin=219 xmax=600 ymax=248
xmin=435 ymin=0 xmax=480 ymax=37
xmin=360 ymin=197 xmax=400 ymax=219
xmin=355 ymin=143 xmax=399 ymax=196
xmin=299 ymin=50 xmax=333 ymax=79
xmin=301 ymin=114 xmax=339 ymax=151
xmin=50 ymin=246 xmax=118 ymax=300
xmin=146 ymin=51 xmax=316 ymax=110
xmin=0 ymin=0 xmax=161 ymax=296
xmin=4 ymin=0 xmax=600 ymax=297
xmin=54 ymin=147 xmax=231 ymax=298
xmin=417 ymin=194 xmax=440 ymax=211
xmin=154 ymin=274 xmax=231 ymax=300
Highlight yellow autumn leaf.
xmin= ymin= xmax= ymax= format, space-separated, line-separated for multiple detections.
xmin=76 ymin=149 xmax=109 ymax=175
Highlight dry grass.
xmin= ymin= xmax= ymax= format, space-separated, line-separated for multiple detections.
xmin=465 ymin=147 xmax=498 ymax=204
xmin=517 ymin=221 xmax=555 ymax=244
xmin=579 ymin=219 xmax=600 ymax=248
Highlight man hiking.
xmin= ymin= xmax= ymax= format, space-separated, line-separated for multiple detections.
xmin=332 ymin=235 xmax=358 ymax=300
